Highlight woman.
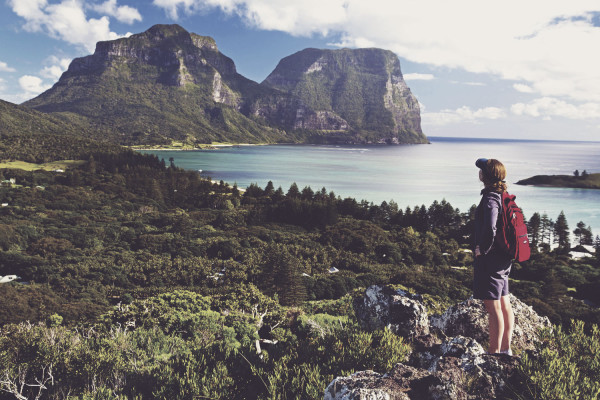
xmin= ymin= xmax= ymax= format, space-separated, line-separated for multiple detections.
xmin=473 ymin=158 xmax=514 ymax=355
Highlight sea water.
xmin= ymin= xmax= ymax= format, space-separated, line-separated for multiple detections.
xmin=143 ymin=137 xmax=600 ymax=236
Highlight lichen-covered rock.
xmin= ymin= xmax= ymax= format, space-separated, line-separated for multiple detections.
xmin=324 ymin=369 xmax=411 ymax=400
xmin=354 ymin=285 xmax=429 ymax=337
xmin=325 ymin=352 xmax=520 ymax=400
xmin=429 ymin=294 xmax=551 ymax=351
xmin=426 ymin=336 xmax=486 ymax=373
xmin=324 ymin=365 xmax=443 ymax=400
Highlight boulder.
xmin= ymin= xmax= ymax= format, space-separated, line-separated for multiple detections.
xmin=354 ymin=285 xmax=429 ymax=337
xmin=324 ymin=352 xmax=520 ymax=400
xmin=429 ymin=294 xmax=551 ymax=351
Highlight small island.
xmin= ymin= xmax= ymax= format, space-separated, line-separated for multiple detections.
xmin=516 ymin=170 xmax=600 ymax=189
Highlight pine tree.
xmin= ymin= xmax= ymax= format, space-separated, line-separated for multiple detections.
xmin=272 ymin=186 xmax=285 ymax=202
xmin=264 ymin=180 xmax=275 ymax=196
xmin=574 ymin=221 xmax=586 ymax=245
xmin=595 ymin=235 xmax=600 ymax=265
xmin=301 ymin=186 xmax=314 ymax=201
xmin=528 ymin=212 xmax=541 ymax=250
xmin=553 ymin=211 xmax=570 ymax=252
xmin=287 ymin=182 xmax=300 ymax=198
xmin=232 ymin=183 xmax=240 ymax=198
xmin=539 ymin=213 xmax=553 ymax=252
xmin=583 ymin=226 xmax=594 ymax=246
xmin=262 ymin=245 xmax=306 ymax=306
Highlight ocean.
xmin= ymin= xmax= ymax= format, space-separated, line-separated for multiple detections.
xmin=142 ymin=137 xmax=600 ymax=237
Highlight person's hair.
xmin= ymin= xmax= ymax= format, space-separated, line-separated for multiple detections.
xmin=481 ymin=159 xmax=507 ymax=193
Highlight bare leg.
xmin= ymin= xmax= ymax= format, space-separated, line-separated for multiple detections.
xmin=484 ymin=299 xmax=503 ymax=353
xmin=500 ymin=295 xmax=514 ymax=353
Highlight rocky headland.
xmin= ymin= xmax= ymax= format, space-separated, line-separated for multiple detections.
xmin=516 ymin=173 xmax=600 ymax=189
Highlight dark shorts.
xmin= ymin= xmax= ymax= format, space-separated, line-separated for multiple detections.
xmin=473 ymin=251 xmax=512 ymax=300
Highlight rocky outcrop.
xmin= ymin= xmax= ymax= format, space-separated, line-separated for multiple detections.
xmin=325 ymin=354 xmax=520 ymax=400
xmin=430 ymin=294 xmax=551 ymax=352
xmin=326 ymin=285 xmax=550 ymax=399
xmin=354 ymin=285 xmax=429 ymax=338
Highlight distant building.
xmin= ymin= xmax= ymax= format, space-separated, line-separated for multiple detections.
xmin=328 ymin=267 xmax=339 ymax=274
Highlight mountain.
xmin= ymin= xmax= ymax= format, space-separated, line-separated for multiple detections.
xmin=261 ymin=48 xmax=426 ymax=144
xmin=24 ymin=24 xmax=291 ymax=146
xmin=24 ymin=24 xmax=427 ymax=146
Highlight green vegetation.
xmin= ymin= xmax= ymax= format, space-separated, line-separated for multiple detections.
xmin=516 ymin=173 xmax=600 ymax=189
xmin=0 ymin=133 xmax=599 ymax=398
xmin=511 ymin=320 xmax=600 ymax=399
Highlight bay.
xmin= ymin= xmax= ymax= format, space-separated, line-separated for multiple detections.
xmin=142 ymin=137 xmax=600 ymax=237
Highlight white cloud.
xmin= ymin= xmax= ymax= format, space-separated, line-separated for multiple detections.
xmin=464 ymin=82 xmax=485 ymax=87
xmin=422 ymin=106 xmax=507 ymax=126
xmin=511 ymin=97 xmax=600 ymax=119
xmin=404 ymin=73 xmax=435 ymax=81
xmin=0 ymin=61 xmax=16 ymax=73
xmin=90 ymin=0 xmax=142 ymax=24
xmin=513 ymin=83 xmax=535 ymax=93
xmin=19 ymin=75 xmax=52 ymax=95
xmin=9 ymin=0 xmax=124 ymax=52
xmin=450 ymin=81 xmax=486 ymax=86
xmin=40 ymin=56 xmax=72 ymax=79
xmin=153 ymin=1 xmax=600 ymax=105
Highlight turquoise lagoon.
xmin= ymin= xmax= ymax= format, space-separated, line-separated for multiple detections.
xmin=143 ymin=137 xmax=600 ymax=236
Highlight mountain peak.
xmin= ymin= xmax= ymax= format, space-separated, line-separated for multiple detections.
xmin=145 ymin=23 xmax=189 ymax=38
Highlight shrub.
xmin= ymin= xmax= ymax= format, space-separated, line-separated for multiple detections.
xmin=513 ymin=320 xmax=600 ymax=400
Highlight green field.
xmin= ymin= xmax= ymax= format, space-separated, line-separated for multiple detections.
xmin=0 ymin=159 xmax=85 ymax=171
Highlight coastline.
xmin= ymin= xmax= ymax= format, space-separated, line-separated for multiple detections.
xmin=130 ymin=143 xmax=267 ymax=151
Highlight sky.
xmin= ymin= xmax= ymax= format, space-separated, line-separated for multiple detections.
xmin=1 ymin=0 xmax=599 ymax=141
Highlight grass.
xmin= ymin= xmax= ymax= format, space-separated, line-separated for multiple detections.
xmin=0 ymin=160 xmax=85 ymax=171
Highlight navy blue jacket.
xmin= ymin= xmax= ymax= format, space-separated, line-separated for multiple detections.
xmin=474 ymin=191 xmax=502 ymax=256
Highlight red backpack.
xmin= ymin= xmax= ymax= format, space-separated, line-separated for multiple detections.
xmin=496 ymin=192 xmax=531 ymax=262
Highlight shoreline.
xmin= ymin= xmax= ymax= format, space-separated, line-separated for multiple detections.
xmin=130 ymin=143 xmax=268 ymax=151
xmin=210 ymin=179 xmax=245 ymax=192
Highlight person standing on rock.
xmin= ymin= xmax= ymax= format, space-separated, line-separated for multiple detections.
xmin=473 ymin=158 xmax=514 ymax=356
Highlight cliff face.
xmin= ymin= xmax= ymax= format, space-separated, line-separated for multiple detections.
xmin=261 ymin=48 xmax=426 ymax=144
xmin=24 ymin=24 xmax=427 ymax=146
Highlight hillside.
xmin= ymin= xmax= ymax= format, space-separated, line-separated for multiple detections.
xmin=0 ymin=100 xmax=123 ymax=163
xmin=23 ymin=24 xmax=427 ymax=146
xmin=516 ymin=173 xmax=600 ymax=189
